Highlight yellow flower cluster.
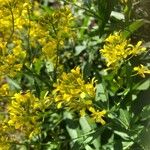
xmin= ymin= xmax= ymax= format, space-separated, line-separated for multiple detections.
xmin=0 ymin=0 xmax=75 ymax=80
xmin=0 ymin=40 xmax=26 ymax=78
xmin=134 ymin=64 xmax=150 ymax=78
xmin=53 ymin=67 xmax=106 ymax=124
xmin=0 ymin=82 xmax=10 ymax=112
xmin=0 ymin=0 xmax=30 ymax=78
xmin=40 ymin=7 xmax=75 ymax=62
xmin=7 ymin=91 xmax=50 ymax=139
xmin=0 ymin=0 xmax=31 ymax=40
xmin=89 ymin=107 xmax=106 ymax=125
xmin=53 ymin=67 xmax=95 ymax=112
xmin=0 ymin=136 xmax=10 ymax=150
xmin=100 ymin=32 xmax=146 ymax=69
xmin=0 ymin=121 xmax=14 ymax=150
xmin=0 ymin=83 xmax=9 ymax=98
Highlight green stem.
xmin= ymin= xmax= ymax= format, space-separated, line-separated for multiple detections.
xmin=64 ymin=0 xmax=102 ymax=20
xmin=7 ymin=7 xmax=15 ymax=46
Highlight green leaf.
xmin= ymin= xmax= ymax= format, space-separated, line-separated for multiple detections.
xmin=122 ymin=141 xmax=134 ymax=150
xmin=79 ymin=16 xmax=90 ymax=40
xmin=15 ymin=145 xmax=27 ymax=150
xmin=95 ymin=83 xmax=108 ymax=102
xmin=85 ymin=145 xmax=93 ymax=150
xmin=97 ymin=0 xmax=116 ymax=36
xmin=79 ymin=116 xmax=92 ymax=133
xmin=141 ymin=104 xmax=150 ymax=121
xmin=75 ymin=45 xmax=86 ymax=56
xmin=34 ymin=59 xmax=43 ymax=74
xmin=63 ymin=111 xmax=78 ymax=140
xmin=137 ymin=80 xmax=150 ymax=91
xmin=79 ymin=117 xmax=100 ymax=150
xmin=6 ymin=77 xmax=21 ymax=90
xmin=134 ymin=78 xmax=150 ymax=91
xmin=119 ymin=109 xmax=130 ymax=129
xmin=122 ymin=19 xmax=144 ymax=38
xmin=114 ymin=130 xmax=129 ymax=140
xmin=79 ymin=117 xmax=94 ymax=145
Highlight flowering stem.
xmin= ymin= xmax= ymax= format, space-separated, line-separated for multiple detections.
xmin=7 ymin=7 xmax=15 ymax=45
xmin=27 ymin=6 xmax=32 ymax=63
xmin=49 ymin=22 xmax=59 ymax=81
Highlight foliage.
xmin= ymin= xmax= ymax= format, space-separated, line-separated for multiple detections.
xmin=0 ymin=0 xmax=150 ymax=149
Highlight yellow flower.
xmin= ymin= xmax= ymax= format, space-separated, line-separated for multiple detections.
xmin=42 ymin=39 xmax=57 ymax=61
xmin=7 ymin=91 xmax=51 ymax=138
xmin=128 ymin=41 xmax=146 ymax=55
xmin=0 ymin=83 xmax=9 ymax=97
xmin=53 ymin=67 xmax=95 ymax=115
xmin=134 ymin=64 xmax=150 ymax=78
xmin=89 ymin=107 xmax=106 ymax=125
xmin=100 ymin=32 xmax=129 ymax=68
xmin=0 ymin=136 xmax=10 ymax=150
xmin=0 ymin=119 xmax=17 ymax=150
xmin=100 ymin=32 xmax=146 ymax=69
xmin=39 ymin=6 xmax=75 ymax=62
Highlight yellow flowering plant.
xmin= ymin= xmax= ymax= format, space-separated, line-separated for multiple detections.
xmin=134 ymin=64 xmax=150 ymax=78
xmin=0 ymin=0 xmax=150 ymax=149
xmin=100 ymin=32 xmax=146 ymax=69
